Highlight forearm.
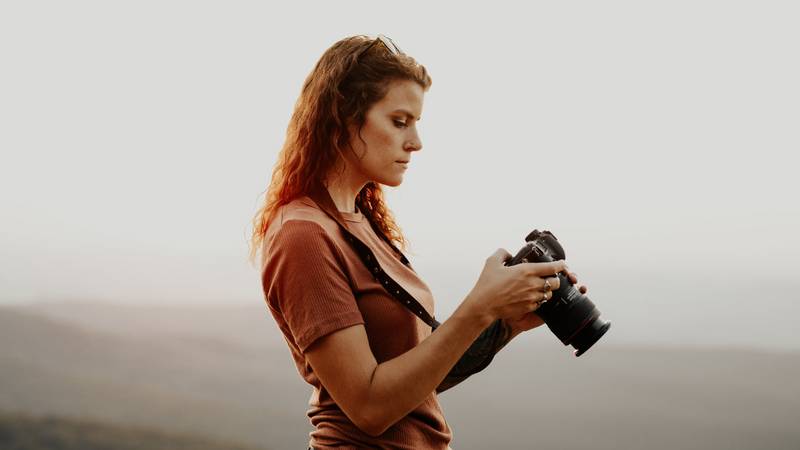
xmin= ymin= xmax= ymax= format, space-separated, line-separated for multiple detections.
xmin=507 ymin=320 xmax=526 ymax=341
xmin=436 ymin=318 xmax=517 ymax=393
xmin=364 ymin=300 xmax=492 ymax=434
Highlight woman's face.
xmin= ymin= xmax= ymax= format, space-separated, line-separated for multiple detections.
xmin=344 ymin=79 xmax=424 ymax=187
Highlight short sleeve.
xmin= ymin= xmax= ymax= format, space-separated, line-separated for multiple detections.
xmin=262 ymin=220 xmax=365 ymax=353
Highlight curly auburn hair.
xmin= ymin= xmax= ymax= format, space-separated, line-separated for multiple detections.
xmin=249 ymin=35 xmax=432 ymax=265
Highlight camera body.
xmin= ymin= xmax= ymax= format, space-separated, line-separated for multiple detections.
xmin=505 ymin=230 xmax=610 ymax=356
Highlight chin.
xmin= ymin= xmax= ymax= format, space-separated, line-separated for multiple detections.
xmin=378 ymin=176 xmax=403 ymax=188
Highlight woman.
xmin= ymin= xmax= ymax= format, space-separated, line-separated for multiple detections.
xmin=250 ymin=35 xmax=587 ymax=450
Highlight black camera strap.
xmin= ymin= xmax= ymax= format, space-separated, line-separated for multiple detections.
xmin=304 ymin=185 xmax=508 ymax=393
xmin=306 ymin=184 xmax=441 ymax=330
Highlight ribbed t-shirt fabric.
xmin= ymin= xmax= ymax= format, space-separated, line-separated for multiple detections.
xmin=260 ymin=196 xmax=452 ymax=450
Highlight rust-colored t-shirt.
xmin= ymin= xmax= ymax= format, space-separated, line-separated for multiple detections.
xmin=260 ymin=196 xmax=452 ymax=449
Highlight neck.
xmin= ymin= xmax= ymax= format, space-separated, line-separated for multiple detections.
xmin=324 ymin=163 xmax=367 ymax=214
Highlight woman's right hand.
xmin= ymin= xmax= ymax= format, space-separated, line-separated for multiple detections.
xmin=460 ymin=248 xmax=567 ymax=324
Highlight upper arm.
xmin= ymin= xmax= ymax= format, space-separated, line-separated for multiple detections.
xmin=263 ymin=220 xmax=381 ymax=432
xmin=305 ymin=323 xmax=381 ymax=433
xmin=263 ymin=220 xmax=364 ymax=352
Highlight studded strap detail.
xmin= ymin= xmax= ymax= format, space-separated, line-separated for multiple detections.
xmin=307 ymin=185 xmax=441 ymax=330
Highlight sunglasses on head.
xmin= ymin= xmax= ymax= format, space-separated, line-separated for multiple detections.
xmin=358 ymin=34 xmax=404 ymax=59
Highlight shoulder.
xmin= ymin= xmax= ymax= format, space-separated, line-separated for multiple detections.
xmin=261 ymin=197 xmax=346 ymax=266
xmin=271 ymin=196 xmax=341 ymax=236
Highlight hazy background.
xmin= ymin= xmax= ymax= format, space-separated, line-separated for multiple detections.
xmin=1 ymin=1 xmax=799 ymax=449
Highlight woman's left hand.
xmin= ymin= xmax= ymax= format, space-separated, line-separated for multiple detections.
xmin=503 ymin=268 xmax=588 ymax=336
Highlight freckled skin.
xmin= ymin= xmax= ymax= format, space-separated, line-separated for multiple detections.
xmin=344 ymin=79 xmax=424 ymax=187
xmin=325 ymin=79 xmax=425 ymax=212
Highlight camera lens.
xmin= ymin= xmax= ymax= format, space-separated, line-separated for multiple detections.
xmin=570 ymin=316 xmax=611 ymax=357
xmin=536 ymin=288 xmax=610 ymax=357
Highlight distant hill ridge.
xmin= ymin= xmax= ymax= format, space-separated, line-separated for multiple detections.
xmin=0 ymin=410 xmax=266 ymax=450
xmin=0 ymin=305 xmax=309 ymax=449
xmin=2 ymin=302 xmax=799 ymax=450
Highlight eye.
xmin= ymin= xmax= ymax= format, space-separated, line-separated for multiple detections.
xmin=393 ymin=120 xmax=407 ymax=128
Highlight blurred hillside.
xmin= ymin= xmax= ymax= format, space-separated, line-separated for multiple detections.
xmin=1 ymin=302 xmax=799 ymax=450
xmin=0 ymin=411 xmax=264 ymax=450
xmin=0 ymin=303 xmax=309 ymax=449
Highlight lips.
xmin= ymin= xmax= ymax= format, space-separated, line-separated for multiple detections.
xmin=396 ymin=160 xmax=410 ymax=163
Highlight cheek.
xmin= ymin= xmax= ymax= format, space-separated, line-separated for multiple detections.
xmin=376 ymin=127 xmax=396 ymax=148
xmin=364 ymin=128 xmax=397 ymax=161
xmin=359 ymin=121 xmax=400 ymax=165
xmin=381 ymin=129 xmax=403 ymax=157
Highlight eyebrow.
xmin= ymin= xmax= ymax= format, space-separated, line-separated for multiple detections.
xmin=391 ymin=109 xmax=421 ymax=121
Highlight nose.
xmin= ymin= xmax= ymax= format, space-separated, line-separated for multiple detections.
xmin=405 ymin=129 xmax=423 ymax=152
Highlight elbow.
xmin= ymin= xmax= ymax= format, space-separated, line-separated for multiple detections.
xmin=344 ymin=366 xmax=398 ymax=437
xmin=359 ymin=422 xmax=388 ymax=438
xmin=352 ymin=408 xmax=390 ymax=437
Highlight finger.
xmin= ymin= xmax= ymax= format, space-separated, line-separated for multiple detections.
xmin=486 ymin=248 xmax=514 ymax=266
xmin=527 ymin=295 xmax=546 ymax=313
xmin=579 ymin=285 xmax=588 ymax=294
xmin=568 ymin=271 xmax=578 ymax=284
xmin=539 ymin=276 xmax=561 ymax=292
xmin=526 ymin=260 xmax=568 ymax=277
xmin=492 ymin=248 xmax=513 ymax=265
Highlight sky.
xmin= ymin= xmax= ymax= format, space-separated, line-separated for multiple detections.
xmin=1 ymin=1 xmax=798 ymax=350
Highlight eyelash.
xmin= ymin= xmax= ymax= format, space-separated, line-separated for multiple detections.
xmin=393 ymin=120 xmax=407 ymax=128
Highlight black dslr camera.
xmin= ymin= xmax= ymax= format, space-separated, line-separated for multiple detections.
xmin=505 ymin=229 xmax=610 ymax=356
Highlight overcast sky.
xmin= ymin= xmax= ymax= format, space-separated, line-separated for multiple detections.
xmin=1 ymin=1 xmax=798 ymax=350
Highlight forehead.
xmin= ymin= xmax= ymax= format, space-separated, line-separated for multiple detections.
xmin=371 ymin=79 xmax=424 ymax=119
